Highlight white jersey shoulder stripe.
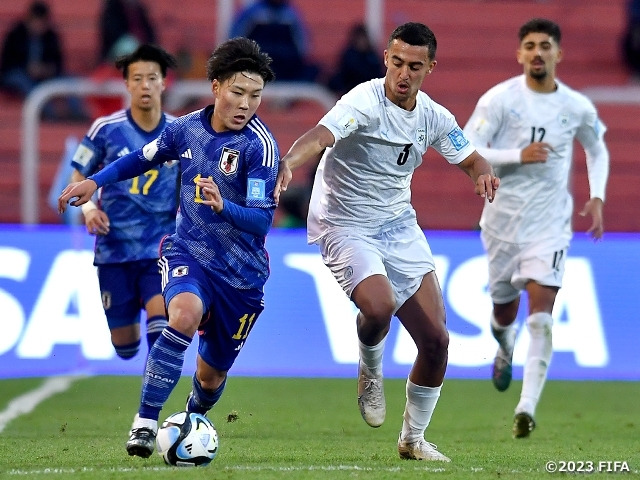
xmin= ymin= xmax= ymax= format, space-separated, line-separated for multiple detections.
xmin=247 ymin=117 xmax=276 ymax=168
xmin=87 ymin=110 xmax=128 ymax=140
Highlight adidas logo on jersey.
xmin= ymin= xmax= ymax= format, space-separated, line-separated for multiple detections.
xmin=117 ymin=147 xmax=130 ymax=157
xmin=181 ymin=148 xmax=192 ymax=159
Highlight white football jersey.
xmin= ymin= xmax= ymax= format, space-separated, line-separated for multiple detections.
xmin=464 ymin=75 xmax=609 ymax=244
xmin=308 ymin=77 xmax=475 ymax=242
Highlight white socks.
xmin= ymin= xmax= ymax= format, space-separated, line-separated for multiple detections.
xmin=131 ymin=413 xmax=158 ymax=433
xmin=358 ymin=335 xmax=386 ymax=377
xmin=401 ymin=379 xmax=442 ymax=444
xmin=516 ymin=312 xmax=553 ymax=416
xmin=490 ymin=314 xmax=516 ymax=355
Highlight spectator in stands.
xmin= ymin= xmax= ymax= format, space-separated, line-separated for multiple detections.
xmin=0 ymin=1 xmax=86 ymax=120
xmin=99 ymin=0 xmax=156 ymax=63
xmin=622 ymin=0 xmax=640 ymax=79
xmin=328 ymin=23 xmax=384 ymax=97
xmin=0 ymin=1 xmax=62 ymax=97
xmin=229 ymin=0 xmax=319 ymax=82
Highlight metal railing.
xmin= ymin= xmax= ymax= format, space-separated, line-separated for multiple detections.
xmin=20 ymin=78 xmax=335 ymax=224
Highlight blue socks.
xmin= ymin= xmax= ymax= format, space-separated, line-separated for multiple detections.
xmin=146 ymin=314 xmax=168 ymax=350
xmin=187 ymin=374 xmax=227 ymax=415
xmin=138 ymin=327 xmax=191 ymax=420
xmin=114 ymin=339 xmax=141 ymax=359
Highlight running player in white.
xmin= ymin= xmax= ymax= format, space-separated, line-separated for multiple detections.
xmin=275 ymin=22 xmax=499 ymax=461
xmin=463 ymin=18 xmax=609 ymax=438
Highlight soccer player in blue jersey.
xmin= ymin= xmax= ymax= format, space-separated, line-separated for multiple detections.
xmin=58 ymin=37 xmax=278 ymax=459
xmin=70 ymin=43 xmax=179 ymax=361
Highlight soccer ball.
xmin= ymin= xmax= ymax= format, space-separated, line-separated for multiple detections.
xmin=155 ymin=411 xmax=218 ymax=467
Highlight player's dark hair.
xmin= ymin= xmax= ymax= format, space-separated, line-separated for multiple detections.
xmin=519 ymin=18 xmax=562 ymax=44
xmin=115 ymin=44 xmax=177 ymax=79
xmin=206 ymin=37 xmax=275 ymax=83
xmin=388 ymin=22 xmax=437 ymax=60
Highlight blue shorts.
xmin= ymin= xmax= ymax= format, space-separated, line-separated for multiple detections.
xmin=97 ymin=259 xmax=163 ymax=330
xmin=159 ymin=247 xmax=264 ymax=372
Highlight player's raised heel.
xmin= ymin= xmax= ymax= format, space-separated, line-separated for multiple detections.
xmin=357 ymin=361 xmax=385 ymax=427
xmin=126 ymin=427 xmax=156 ymax=458
xmin=397 ymin=435 xmax=451 ymax=462
xmin=512 ymin=412 xmax=536 ymax=438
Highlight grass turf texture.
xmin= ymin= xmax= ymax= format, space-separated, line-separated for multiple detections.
xmin=0 ymin=376 xmax=638 ymax=479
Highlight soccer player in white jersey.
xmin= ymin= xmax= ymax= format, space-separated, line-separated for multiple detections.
xmin=463 ymin=18 xmax=609 ymax=438
xmin=58 ymin=38 xmax=279 ymax=459
xmin=275 ymin=22 xmax=499 ymax=461
xmin=70 ymin=44 xmax=179 ymax=362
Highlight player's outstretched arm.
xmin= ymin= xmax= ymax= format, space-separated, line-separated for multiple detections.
xmin=275 ymin=124 xmax=334 ymax=204
xmin=61 ymin=146 xmax=163 ymax=216
xmin=457 ymin=151 xmax=500 ymax=203
xmin=58 ymin=179 xmax=98 ymax=213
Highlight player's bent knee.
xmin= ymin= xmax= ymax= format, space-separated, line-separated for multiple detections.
xmin=526 ymin=312 xmax=553 ymax=334
xmin=416 ymin=329 xmax=449 ymax=361
xmin=359 ymin=300 xmax=395 ymax=328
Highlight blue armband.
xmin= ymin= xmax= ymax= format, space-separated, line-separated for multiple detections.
xmin=218 ymin=200 xmax=272 ymax=237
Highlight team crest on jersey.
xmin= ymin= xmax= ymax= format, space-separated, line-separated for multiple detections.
xmin=558 ymin=113 xmax=570 ymax=127
xmin=172 ymin=266 xmax=189 ymax=277
xmin=219 ymin=147 xmax=240 ymax=175
xmin=415 ymin=128 xmax=426 ymax=146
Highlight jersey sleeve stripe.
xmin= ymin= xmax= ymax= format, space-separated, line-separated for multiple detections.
xmin=87 ymin=110 xmax=128 ymax=140
xmin=248 ymin=118 xmax=276 ymax=168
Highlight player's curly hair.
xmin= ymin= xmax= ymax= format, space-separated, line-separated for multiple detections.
xmin=518 ymin=18 xmax=562 ymax=44
xmin=206 ymin=37 xmax=275 ymax=84
xmin=115 ymin=44 xmax=177 ymax=79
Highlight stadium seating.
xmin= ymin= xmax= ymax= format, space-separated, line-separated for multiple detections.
xmin=0 ymin=0 xmax=638 ymax=230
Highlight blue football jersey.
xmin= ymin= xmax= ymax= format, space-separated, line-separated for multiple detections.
xmin=139 ymin=105 xmax=279 ymax=291
xmin=71 ymin=109 xmax=179 ymax=264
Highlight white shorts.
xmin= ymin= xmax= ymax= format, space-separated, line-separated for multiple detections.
xmin=481 ymin=230 xmax=569 ymax=304
xmin=317 ymin=223 xmax=436 ymax=314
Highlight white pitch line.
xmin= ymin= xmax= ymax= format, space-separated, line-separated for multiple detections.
xmin=0 ymin=375 xmax=84 ymax=433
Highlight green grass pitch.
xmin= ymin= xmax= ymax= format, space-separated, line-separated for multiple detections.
xmin=0 ymin=376 xmax=638 ymax=479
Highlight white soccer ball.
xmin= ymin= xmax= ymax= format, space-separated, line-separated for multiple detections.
xmin=155 ymin=411 xmax=219 ymax=467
